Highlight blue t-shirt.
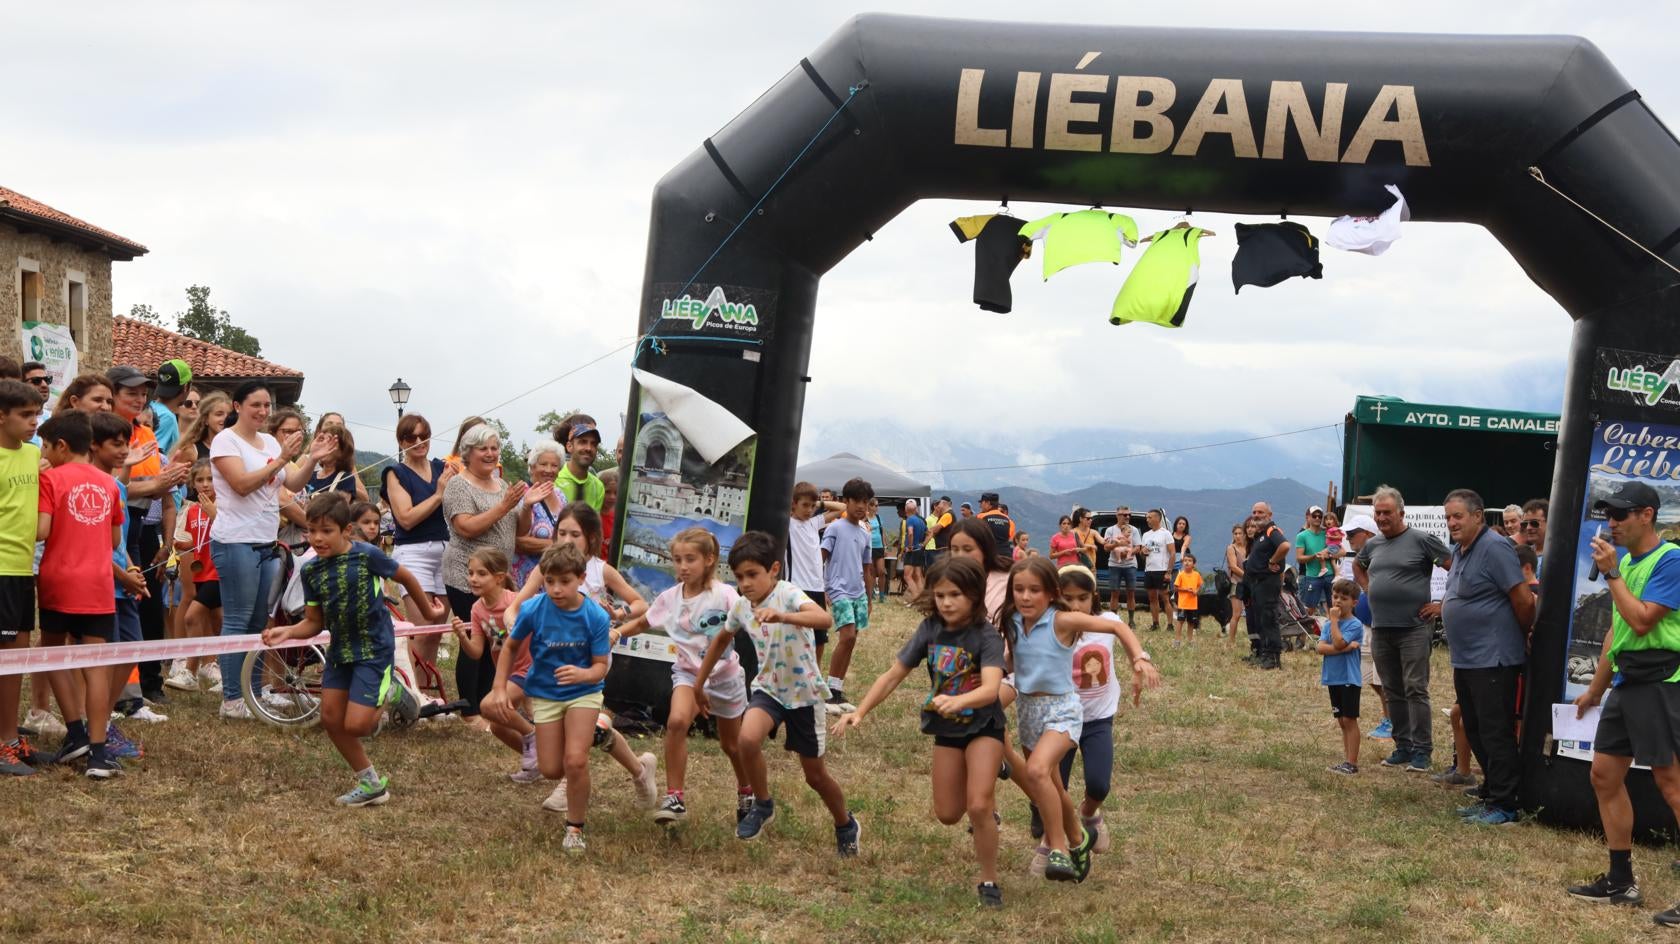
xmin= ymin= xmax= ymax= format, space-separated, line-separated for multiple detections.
xmin=905 ymin=515 xmax=927 ymax=549
xmin=1319 ymin=617 xmax=1364 ymax=687
xmin=1442 ymin=528 xmax=1527 ymax=669
xmin=509 ymin=593 xmax=612 ymax=702
xmin=1633 ymin=544 xmax=1680 ymax=610
xmin=821 ymin=517 xmax=871 ymax=601
xmin=113 ymin=480 xmax=132 ymax=600
xmin=149 ymin=401 xmax=180 ymax=458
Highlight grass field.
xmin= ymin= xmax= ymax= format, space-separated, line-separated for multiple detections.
xmin=4 ymin=604 xmax=1678 ymax=943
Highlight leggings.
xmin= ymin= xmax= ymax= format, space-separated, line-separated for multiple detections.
xmin=1056 ymin=715 xmax=1114 ymax=804
xmin=447 ymin=585 xmax=492 ymax=716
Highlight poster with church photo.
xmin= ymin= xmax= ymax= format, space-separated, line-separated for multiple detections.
xmin=1562 ymin=420 xmax=1680 ymax=699
xmin=615 ymin=388 xmax=755 ymax=663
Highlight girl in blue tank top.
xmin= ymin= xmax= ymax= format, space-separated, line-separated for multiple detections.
xmin=999 ymin=556 xmax=1160 ymax=883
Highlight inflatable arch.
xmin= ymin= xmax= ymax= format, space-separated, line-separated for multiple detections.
xmin=613 ymin=14 xmax=1680 ymax=832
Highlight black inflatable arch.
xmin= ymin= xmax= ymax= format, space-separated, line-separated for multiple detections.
xmin=616 ymin=14 xmax=1680 ymax=832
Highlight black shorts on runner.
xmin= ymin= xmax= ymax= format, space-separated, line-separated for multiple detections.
xmin=1145 ymin=571 xmax=1169 ymax=590
xmin=871 ymin=547 xmax=885 ymax=562
xmin=1328 ymin=684 xmax=1362 ymax=720
xmin=903 ymin=549 xmax=925 ymax=569
xmin=933 ymin=721 xmax=1006 ymax=751
xmin=804 ymin=590 xmax=828 ymax=646
xmin=0 ymin=575 xmax=35 ymax=640
xmin=748 ymin=690 xmax=826 ymax=758
xmin=1596 ymin=682 xmax=1680 ymax=768
xmin=39 ymin=609 xmax=116 ymax=642
xmin=193 ymin=579 xmax=222 ymax=610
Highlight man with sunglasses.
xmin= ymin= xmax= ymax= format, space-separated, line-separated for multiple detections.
xmin=21 ymin=362 xmax=52 ymax=421
xmin=1295 ymin=505 xmax=1334 ymax=615
xmin=1521 ymin=498 xmax=1549 ymax=570
xmin=1569 ymin=482 xmax=1680 ymax=924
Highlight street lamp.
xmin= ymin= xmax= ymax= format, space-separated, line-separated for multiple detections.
xmin=388 ymin=378 xmax=411 ymax=420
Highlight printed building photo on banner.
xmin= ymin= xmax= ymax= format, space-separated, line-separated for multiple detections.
xmin=1562 ymin=420 xmax=1680 ymax=698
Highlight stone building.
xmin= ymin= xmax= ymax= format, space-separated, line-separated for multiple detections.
xmin=1 ymin=185 xmax=147 ymax=369
xmin=111 ymin=315 xmax=304 ymax=404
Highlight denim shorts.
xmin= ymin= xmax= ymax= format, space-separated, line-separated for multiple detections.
xmin=1017 ymin=691 xmax=1082 ymax=750
xmin=1108 ymin=566 xmax=1139 ymax=591
xmin=1299 ymin=573 xmax=1334 ymax=609
xmin=830 ymin=595 xmax=870 ymax=631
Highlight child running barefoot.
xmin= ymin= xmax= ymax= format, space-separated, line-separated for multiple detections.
xmin=452 ymin=548 xmax=537 ymax=782
xmin=263 ymin=493 xmax=444 ymax=806
xmin=1000 ymin=556 xmax=1160 ymax=882
xmin=693 ymin=531 xmax=859 ymax=854
xmin=485 ymin=543 xmax=611 ymax=852
xmin=835 ymin=556 xmax=1005 ymax=903
xmin=1318 ymin=579 xmax=1366 ymax=775
xmin=502 ymin=504 xmax=656 ymax=813
xmin=618 ymin=527 xmax=752 ymax=826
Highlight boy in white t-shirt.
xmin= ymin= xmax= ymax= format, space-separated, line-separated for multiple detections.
xmin=786 ymin=481 xmax=843 ymax=664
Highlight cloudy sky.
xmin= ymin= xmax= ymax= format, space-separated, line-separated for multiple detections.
xmin=5 ymin=1 xmax=1666 ymax=483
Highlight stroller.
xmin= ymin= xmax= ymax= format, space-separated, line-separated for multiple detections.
xmin=1275 ymin=576 xmax=1320 ymax=651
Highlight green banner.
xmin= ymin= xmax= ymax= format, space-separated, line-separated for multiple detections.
xmin=1351 ymin=396 xmax=1558 ymax=435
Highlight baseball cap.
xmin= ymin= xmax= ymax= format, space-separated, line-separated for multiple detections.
xmin=1342 ymin=514 xmax=1379 ymax=536
xmin=1594 ymin=481 xmax=1661 ymax=513
xmin=156 ymin=358 xmax=193 ymax=398
xmin=980 ymin=491 xmax=1000 ymax=504
xmin=107 ymin=365 xmax=151 ymax=389
xmin=1308 ymin=505 xmax=1325 ymax=515
xmin=568 ymin=422 xmax=601 ymax=443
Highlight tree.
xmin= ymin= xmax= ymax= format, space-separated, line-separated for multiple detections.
xmin=127 ymin=303 xmax=167 ymax=328
xmin=176 ymin=285 xmax=262 ymax=356
xmin=490 ymin=418 xmax=530 ymax=485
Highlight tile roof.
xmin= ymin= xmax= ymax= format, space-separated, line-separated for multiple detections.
xmin=112 ymin=316 xmax=303 ymax=379
xmin=0 ymin=185 xmax=147 ymax=258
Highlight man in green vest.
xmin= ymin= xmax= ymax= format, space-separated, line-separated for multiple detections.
xmin=1568 ymin=481 xmax=1680 ymax=924
xmin=554 ymin=416 xmax=605 ymax=511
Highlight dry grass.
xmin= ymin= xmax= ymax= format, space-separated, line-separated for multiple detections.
xmin=2 ymin=605 xmax=1675 ymax=943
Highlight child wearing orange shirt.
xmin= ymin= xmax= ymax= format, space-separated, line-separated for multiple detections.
xmin=1172 ymin=552 xmax=1203 ymax=648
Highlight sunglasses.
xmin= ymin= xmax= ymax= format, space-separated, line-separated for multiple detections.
xmin=1602 ymin=507 xmax=1647 ymax=522
xmin=1521 ymin=519 xmax=1543 ymax=529
xmin=184 ymin=399 xmax=200 ymax=407
xmin=25 ymin=375 xmax=51 ymax=385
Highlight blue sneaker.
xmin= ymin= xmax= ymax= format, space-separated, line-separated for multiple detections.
xmin=1456 ymin=801 xmax=1488 ymax=818
xmin=336 ymin=776 xmax=390 ymax=807
xmin=1369 ymin=718 xmax=1393 ymax=740
xmin=1467 ymin=806 xmax=1519 ymax=826
xmin=104 ymin=723 xmax=142 ymax=761
xmin=1406 ymin=752 xmax=1431 ymax=773
xmin=1380 ymin=748 xmax=1410 ymax=768
xmin=737 ymin=799 xmax=775 ymax=841
xmin=835 ymin=813 xmax=861 ymax=857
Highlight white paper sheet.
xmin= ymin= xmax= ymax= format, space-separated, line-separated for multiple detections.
xmin=631 ymin=368 xmax=754 ymax=465
xmin=1552 ymin=703 xmax=1601 ymax=743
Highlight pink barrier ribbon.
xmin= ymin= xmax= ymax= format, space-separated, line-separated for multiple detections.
xmin=0 ymin=624 xmax=453 ymax=676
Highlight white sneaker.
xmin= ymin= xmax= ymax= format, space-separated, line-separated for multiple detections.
xmin=635 ymin=752 xmax=658 ymax=809
xmin=1029 ymin=845 xmax=1049 ymax=877
xmin=220 ymin=699 xmax=252 ymax=720
xmin=1088 ymin=815 xmax=1111 ymax=854
xmin=261 ymin=689 xmax=307 ymax=710
xmin=509 ymin=767 xmax=544 ymax=785
xmin=542 ymin=780 xmax=569 ymax=813
xmin=198 ymin=663 xmax=222 ymax=688
xmin=164 ymin=667 xmax=198 ymax=692
xmin=129 ymin=706 xmax=169 ymax=723
xmin=25 ymin=709 xmax=66 ymax=740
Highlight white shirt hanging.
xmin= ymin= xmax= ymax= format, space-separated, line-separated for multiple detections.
xmin=1326 ymin=184 xmax=1409 ymax=256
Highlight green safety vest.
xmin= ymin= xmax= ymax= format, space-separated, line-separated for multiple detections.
xmin=1609 ymin=541 xmax=1680 ymax=682
xmin=555 ymin=466 xmax=605 ymax=512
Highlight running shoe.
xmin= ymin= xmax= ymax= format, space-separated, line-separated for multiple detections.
xmin=543 ymin=780 xmax=570 ymax=813
xmin=977 ymin=882 xmax=1003 ymax=908
xmin=834 ymin=813 xmax=861 ymax=857
xmin=1406 ymin=753 xmax=1431 ymax=774
xmin=1456 ymin=801 xmax=1489 ymax=819
xmin=1328 ymin=762 xmax=1359 ymax=776
xmin=508 ymin=766 xmax=544 ymax=785
xmin=1087 ymin=814 xmax=1111 ymax=853
xmin=1028 ymin=845 xmax=1049 ymax=877
xmin=1655 ymin=903 xmax=1680 ymax=926
xmin=737 ymin=799 xmax=776 ymax=841
xmin=219 ymin=699 xmax=252 ymax=720
xmin=164 ymin=666 xmax=198 ymax=692
xmin=8 ymin=736 xmax=39 ymax=767
xmin=197 ymin=663 xmax=222 ymax=690
xmin=736 ymin=792 xmax=754 ymax=824
xmin=54 ymin=730 xmax=91 ymax=764
xmin=336 ymin=776 xmax=390 ymax=807
xmin=25 ymin=709 xmax=66 ymax=740
xmin=85 ymin=752 xmax=123 ymax=780
xmin=1072 ymin=827 xmax=1095 ymax=883
xmin=1368 ymin=718 xmax=1393 ymax=740
xmin=1044 ymin=850 xmax=1076 ymax=882
xmin=824 ymin=692 xmax=854 ymax=717
xmin=1567 ymin=873 xmax=1642 ymax=905
xmin=652 ymin=792 xmax=687 ymax=824
xmin=1379 ymin=748 xmax=1410 ymax=768
xmin=129 ymin=706 xmax=169 ymax=724
xmin=0 ymin=740 xmax=35 ymax=777
xmin=1430 ymin=765 xmax=1476 ymax=787
xmin=634 ymin=753 xmax=658 ymax=809
xmin=1467 ymin=807 xmax=1520 ymax=826
xmin=563 ymin=825 xmax=587 ymax=854
xmin=104 ymin=724 xmax=143 ymax=760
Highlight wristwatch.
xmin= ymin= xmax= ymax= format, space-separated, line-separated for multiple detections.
xmin=1605 ymin=569 xmax=1623 ymax=582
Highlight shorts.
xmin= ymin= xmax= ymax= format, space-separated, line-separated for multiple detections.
xmin=871 ymin=547 xmax=885 ymax=562
xmin=392 ymin=540 xmax=447 ymax=596
xmin=1328 ymin=684 xmax=1362 ymax=719
xmin=529 ymin=689 xmax=604 ymax=725
xmin=1595 ymin=683 xmax=1680 ymax=767
xmin=748 ymin=690 xmax=826 ymax=758
xmin=1178 ymin=606 xmax=1201 ymax=626
xmin=672 ymin=666 xmax=748 ymax=719
xmin=1145 ymin=571 xmax=1169 ymax=590
xmin=1017 ymin=691 xmax=1082 ymax=750
xmin=0 ymin=575 xmax=35 ymax=639
xmin=39 ymin=609 xmax=116 ymax=641
xmin=903 ymin=550 xmax=925 ymax=569
xmin=803 ymin=590 xmax=829 ymax=645
xmin=1108 ymin=566 xmax=1138 ymax=592
xmin=193 ymin=579 xmax=223 ymax=610
xmin=323 ymin=655 xmax=395 ymax=709
xmin=1299 ymin=573 xmax=1334 ymax=610
xmin=933 ymin=721 xmax=1005 ymax=751
xmin=830 ymin=595 xmax=870 ymax=631
xmin=114 ymin=597 xmax=142 ymax=644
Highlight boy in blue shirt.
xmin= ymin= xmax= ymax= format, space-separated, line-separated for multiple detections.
xmin=820 ymin=477 xmax=874 ymax=714
xmin=263 ymin=493 xmax=442 ymax=807
xmin=1318 ymin=579 xmax=1366 ymax=775
xmin=486 ymin=542 xmax=612 ymax=853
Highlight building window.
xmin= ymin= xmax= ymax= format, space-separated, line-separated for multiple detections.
xmin=66 ymin=272 xmax=86 ymax=346
xmin=18 ymin=258 xmax=41 ymax=323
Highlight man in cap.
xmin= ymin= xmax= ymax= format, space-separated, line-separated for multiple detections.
xmin=150 ymin=359 xmax=193 ymax=459
xmin=1569 ymin=482 xmax=1680 ymax=923
xmin=1295 ymin=505 xmax=1335 ymax=615
xmin=976 ymin=491 xmax=1014 ymax=554
xmin=554 ymin=414 xmax=604 ymax=511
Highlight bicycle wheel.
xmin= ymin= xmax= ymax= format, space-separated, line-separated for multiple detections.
xmin=243 ymin=644 xmax=325 ymax=727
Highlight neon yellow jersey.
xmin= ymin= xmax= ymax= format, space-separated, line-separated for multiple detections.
xmin=1609 ymin=542 xmax=1680 ymax=682
xmin=1110 ymin=227 xmax=1207 ymax=329
xmin=1018 ymin=210 xmax=1138 ymax=280
xmin=0 ymin=441 xmax=40 ymax=576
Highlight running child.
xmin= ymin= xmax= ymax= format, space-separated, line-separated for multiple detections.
xmin=787 ymin=481 xmax=844 ymax=665
xmin=261 ymin=493 xmax=445 ymax=807
xmin=1318 ymin=578 xmax=1366 ymax=775
xmin=617 ymin=527 xmax=751 ymax=825
xmin=0 ymin=380 xmax=41 ymax=776
xmin=835 ymin=555 xmax=1003 ymax=902
xmin=998 ymin=556 xmax=1160 ymax=882
xmin=1173 ymin=552 xmax=1203 ymax=647
xmin=693 ymin=531 xmax=858 ymax=853
xmin=452 ymin=547 xmax=535 ymax=781
xmin=35 ymin=411 xmax=125 ymax=776
xmin=485 ymin=542 xmax=611 ymax=850
xmin=501 ymin=504 xmax=657 ymax=812
xmin=1052 ymin=565 xmax=1137 ymax=859
xmin=822 ymin=477 xmax=875 ymax=714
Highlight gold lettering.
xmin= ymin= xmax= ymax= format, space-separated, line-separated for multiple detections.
xmin=1173 ymin=78 xmax=1258 ymax=158
xmin=1262 ymin=81 xmax=1346 ymax=162
xmin=1110 ymin=76 xmax=1176 ymax=154
xmin=1342 ymin=84 xmax=1431 ymax=166
xmin=954 ymin=68 xmax=1006 ymax=148
xmin=1044 ymin=72 xmax=1108 ymax=151
xmin=1011 ymin=71 xmax=1040 ymax=149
